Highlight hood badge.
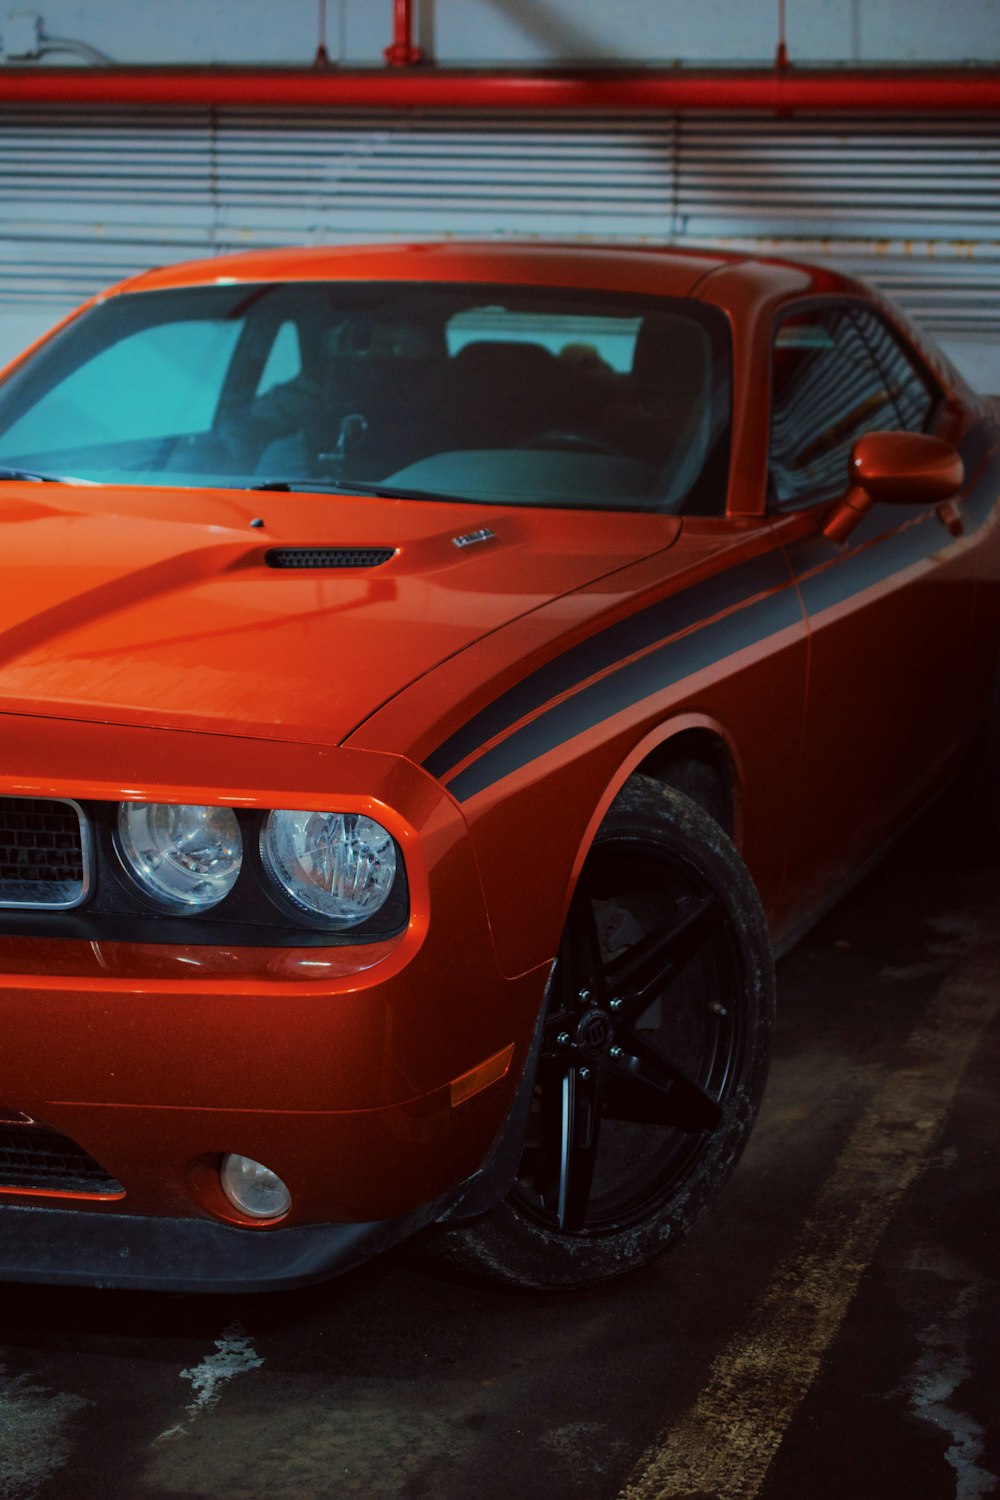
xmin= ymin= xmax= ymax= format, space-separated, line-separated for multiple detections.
xmin=452 ymin=527 xmax=496 ymax=550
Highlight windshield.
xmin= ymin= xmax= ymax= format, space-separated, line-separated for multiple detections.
xmin=0 ymin=281 xmax=731 ymax=514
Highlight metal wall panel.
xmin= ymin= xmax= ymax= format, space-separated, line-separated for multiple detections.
xmin=0 ymin=105 xmax=997 ymax=372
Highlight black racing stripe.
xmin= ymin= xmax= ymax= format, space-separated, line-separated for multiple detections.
xmin=959 ymin=432 xmax=1000 ymax=531
xmin=787 ymin=424 xmax=998 ymax=605
xmin=788 ymin=506 xmax=945 ymax=615
xmin=788 ymin=459 xmax=997 ymax=616
xmin=447 ymin=582 xmax=802 ymax=803
xmin=958 ymin=420 xmax=995 ymax=483
xmin=423 ymin=550 xmax=790 ymax=781
xmin=433 ymin=439 xmax=999 ymax=803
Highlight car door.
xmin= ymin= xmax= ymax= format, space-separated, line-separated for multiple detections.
xmin=771 ymin=300 xmax=980 ymax=921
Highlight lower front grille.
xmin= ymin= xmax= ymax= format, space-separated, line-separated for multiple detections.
xmin=0 ymin=796 xmax=90 ymax=909
xmin=0 ymin=1123 xmax=124 ymax=1196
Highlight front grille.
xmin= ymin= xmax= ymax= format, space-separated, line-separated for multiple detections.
xmin=0 ymin=796 xmax=90 ymax=908
xmin=266 ymin=547 xmax=395 ymax=569
xmin=0 ymin=1123 xmax=124 ymax=1196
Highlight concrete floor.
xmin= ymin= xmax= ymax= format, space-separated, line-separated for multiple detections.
xmin=1 ymin=782 xmax=997 ymax=1500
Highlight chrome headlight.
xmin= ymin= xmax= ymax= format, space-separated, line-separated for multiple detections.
xmin=261 ymin=810 xmax=397 ymax=928
xmin=117 ymin=802 xmax=243 ymax=911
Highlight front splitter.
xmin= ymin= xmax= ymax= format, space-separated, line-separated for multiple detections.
xmin=0 ymin=1194 xmax=456 ymax=1293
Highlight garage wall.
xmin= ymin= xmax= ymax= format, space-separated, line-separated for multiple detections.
xmin=0 ymin=2 xmax=998 ymax=388
xmin=2 ymin=105 xmax=997 ymax=387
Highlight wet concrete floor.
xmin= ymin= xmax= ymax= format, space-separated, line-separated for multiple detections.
xmin=0 ymin=782 xmax=997 ymax=1500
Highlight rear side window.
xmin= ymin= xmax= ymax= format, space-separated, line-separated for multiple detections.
xmin=770 ymin=304 xmax=937 ymax=509
xmin=856 ymin=311 xmax=936 ymax=434
xmin=445 ymin=305 xmax=642 ymax=373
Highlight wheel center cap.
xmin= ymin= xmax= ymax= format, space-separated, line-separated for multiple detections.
xmin=576 ymin=1009 xmax=612 ymax=1057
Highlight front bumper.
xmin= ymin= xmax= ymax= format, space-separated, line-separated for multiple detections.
xmin=0 ymin=717 xmax=551 ymax=1287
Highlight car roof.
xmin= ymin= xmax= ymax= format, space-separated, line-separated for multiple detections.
xmin=110 ymin=241 xmax=834 ymax=305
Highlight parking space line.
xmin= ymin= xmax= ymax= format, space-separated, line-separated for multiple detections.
xmin=617 ymin=945 xmax=1000 ymax=1500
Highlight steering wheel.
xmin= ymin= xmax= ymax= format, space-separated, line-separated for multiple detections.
xmin=516 ymin=429 xmax=622 ymax=456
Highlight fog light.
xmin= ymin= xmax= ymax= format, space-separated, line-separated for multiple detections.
xmin=220 ymin=1154 xmax=291 ymax=1220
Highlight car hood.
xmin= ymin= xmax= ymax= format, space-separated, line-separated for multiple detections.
xmin=0 ymin=482 xmax=681 ymax=745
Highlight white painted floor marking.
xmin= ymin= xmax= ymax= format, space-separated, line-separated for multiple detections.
xmin=617 ymin=945 xmax=1000 ymax=1500
xmin=154 ymin=1321 xmax=264 ymax=1443
xmin=0 ymin=1367 xmax=89 ymax=1500
xmin=899 ymin=1246 xmax=997 ymax=1500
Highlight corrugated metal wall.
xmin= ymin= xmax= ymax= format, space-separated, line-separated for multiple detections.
xmin=0 ymin=106 xmax=997 ymax=376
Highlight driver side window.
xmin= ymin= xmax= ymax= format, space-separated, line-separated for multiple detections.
xmin=769 ymin=304 xmax=935 ymax=510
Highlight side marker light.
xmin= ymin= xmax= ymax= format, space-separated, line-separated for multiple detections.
xmin=450 ymin=1044 xmax=515 ymax=1107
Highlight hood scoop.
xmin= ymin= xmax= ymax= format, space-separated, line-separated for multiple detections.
xmin=265 ymin=546 xmax=396 ymax=570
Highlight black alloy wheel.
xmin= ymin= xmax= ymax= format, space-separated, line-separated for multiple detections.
xmin=430 ymin=774 xmax=774 ymax=1289
xmin=512 ymin=836 xmax=742 ymax=1235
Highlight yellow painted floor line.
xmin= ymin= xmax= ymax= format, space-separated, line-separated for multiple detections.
xmin=617 ymin=945 xmax=1000 ymax=1500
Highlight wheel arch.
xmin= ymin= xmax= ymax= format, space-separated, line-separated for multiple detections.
xmin=461 ymin=714 xmax=747 ymax=984
xmin=635 ymin=723 xmax=739 ymax=838
xmin=562 ymin=713 xmax=743 ymax=930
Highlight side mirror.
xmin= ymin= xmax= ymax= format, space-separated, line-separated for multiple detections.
xmin=822 ymin=431 xmax=964 ymax=544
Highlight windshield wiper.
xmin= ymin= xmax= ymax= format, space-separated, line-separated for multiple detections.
xmin=249 ymin=476 xmax=461 ymax=504
xmin=0 ymin=464 xmax=71 ymax=483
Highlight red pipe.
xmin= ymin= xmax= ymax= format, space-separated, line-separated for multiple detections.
xmin=0 ymin=67 xmax=997 ymax=112
xmin=384 ymin=0 xmax=423 ymax=67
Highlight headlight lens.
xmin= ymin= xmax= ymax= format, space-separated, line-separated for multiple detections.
xmin=117 ymin=802 xmax=243 ymax=911
xmin=261 ymin=810 xmax=397 ymax=927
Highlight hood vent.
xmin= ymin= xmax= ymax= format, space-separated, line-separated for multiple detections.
xmin=265 ymin=547 xmax=396 ymax=570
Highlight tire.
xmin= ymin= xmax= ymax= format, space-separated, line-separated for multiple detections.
xmin=431 ymin=773 xmax=775 ymax=1290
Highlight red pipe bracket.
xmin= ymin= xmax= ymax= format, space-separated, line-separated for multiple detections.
xmin=384 ymin=0 xmax=423 ymax=67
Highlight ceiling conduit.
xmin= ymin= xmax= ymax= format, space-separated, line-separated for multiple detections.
xmin=0 ymin=0 xmax=996 ymax=114
xmin=0 ymin=68 xmax=997 ymax=114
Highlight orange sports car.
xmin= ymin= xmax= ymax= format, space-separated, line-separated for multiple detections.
xmin=0 ymin=243 xmax=996 ymax=1291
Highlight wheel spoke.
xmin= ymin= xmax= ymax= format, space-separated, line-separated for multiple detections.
xmin=604 ymin=1035 xmax=723 ymax=1133
xmin=556 ymin=1064 xmax=602 ymax=1232
xmin=607 ymin=893 xmax=723 ymax=1019
xmin=565 ymin=893 xmax=608 ymax=1001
